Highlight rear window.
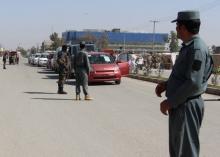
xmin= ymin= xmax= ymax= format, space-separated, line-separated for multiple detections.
xmin=86 ymin=45 xmax=95 ymax=52
xmin=88 ymin=54 xmax=114 ymax=64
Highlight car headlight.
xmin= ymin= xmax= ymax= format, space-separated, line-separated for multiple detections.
xmin=114 ymin=66 xmax=120 ymax=73
xmin=90 ymin=66 xmax=94 ymax=72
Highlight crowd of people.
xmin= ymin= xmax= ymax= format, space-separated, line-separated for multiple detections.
xmin=128 ymin=52 xmax=172 ymax=75
xmin=1 ymin=51 xmax=19 ymax=69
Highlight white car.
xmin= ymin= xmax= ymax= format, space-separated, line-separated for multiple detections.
xmin=33 ymin=53 xmax=41 ymax=65
xmin=38 ymin=53 xmax=49 ymax=67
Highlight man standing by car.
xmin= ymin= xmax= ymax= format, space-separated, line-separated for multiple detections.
xmin=74 ymin=41 xmax=93 ymax=100
xmin=57 ymin=45 xmax=69 ymax=94
xmin=155 ymin=10 xmax=213 ymax=157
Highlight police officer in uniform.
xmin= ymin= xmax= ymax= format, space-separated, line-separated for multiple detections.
xmin=57 ymin=45 xmax=69 ymax=94
xmin=155 ymin=11 xmax=213 ymax=157
xmin=74 ymin=41 xmax=93 ymax=100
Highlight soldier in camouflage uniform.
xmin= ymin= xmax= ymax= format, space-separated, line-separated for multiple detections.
xmin=57 ymin=45 xmax=69 ymax=94
xmin=73 ymin=41 xmax=93 ymax=100
xmin=155 ymin=11 xmax=213 ymax=157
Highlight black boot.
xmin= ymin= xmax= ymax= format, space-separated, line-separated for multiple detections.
xmin=58 ymin=86 xmax=67 ymax=94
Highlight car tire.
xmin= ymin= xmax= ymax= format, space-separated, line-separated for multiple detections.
xmin=115 ymin=80 xmax=121 ymax=85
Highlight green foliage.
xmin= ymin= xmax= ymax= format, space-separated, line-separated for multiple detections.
xmin=50 ymin=32 xmax=64 ymax=50
xmin=17 ymin=46 xmax=27 ymax=57
xmin=212 ymin=45 xmax=216 ymax=53
xmin=30 ymin=46 xmax=37 ymax=54
xmin=41 ymin=42 xmax=45 ymax=52
xmin=96 ymin=33 xmax=109 ymax=49
xmin=80 ymin=32 xmax=97 ymax=43
xmin=213 ymin=66 xmax=220 ymax=75
xmin=169 ymin=31 xmax=179 ymax=52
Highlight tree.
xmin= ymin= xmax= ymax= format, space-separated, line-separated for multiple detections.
xmin=30 ymin=46 xmax=37 ymax=54
xmin=16 ymin=46 xmax=27 ymax=57
xmin=96 ymin=33 xmax=109 ymax=50
xmin=211 ymin=45 xmax=216 ymax=53
xmin=41 ymin=42 xmax=45 ymax=52
xmin=169 ymin=31 xmax=179 ymax=52
xmin=50 ymin=32 xmax=64 ymax=50
xmin=80 ymin=32 xmax=97 ymax=43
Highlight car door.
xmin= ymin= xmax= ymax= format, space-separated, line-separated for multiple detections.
xmin=116 ymin=53 xmax=129 ymax=76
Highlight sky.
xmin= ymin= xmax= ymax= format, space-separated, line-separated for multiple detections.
xmin=0 ymin=0 xmax=220 ymax=50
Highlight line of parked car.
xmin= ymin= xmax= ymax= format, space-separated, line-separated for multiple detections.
xmin=29 ymin=52 xmax=50 ymax=67
xmin=28 ymin=44 xmax=131 ymax=85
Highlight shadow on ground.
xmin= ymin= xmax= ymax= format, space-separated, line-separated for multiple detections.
xmin=65 ymin=80 xmax=76 ymax=85
xmin=64 ymin=80 xmax=116 ymax=86
xmin=32 ymin=98 xmax=74 ymax=101
xmin=42 ymin=74 xmax=59 ymax=80
xmin=24 ymin=92 xmax=57 ymax=94
xmin=38 ymin=70 xmax=56 ymax=74
xmin=89 ymin=82 xmax=117 ymax=86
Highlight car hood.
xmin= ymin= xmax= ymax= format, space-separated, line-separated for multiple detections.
xmin=39 ymin=58 xmax=48 ymax=60
xmin=91 ymin=64 xmax=117 ymax=71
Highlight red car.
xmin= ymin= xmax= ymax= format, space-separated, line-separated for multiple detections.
xmin=88 ymin=52 xmax=128 ymax=84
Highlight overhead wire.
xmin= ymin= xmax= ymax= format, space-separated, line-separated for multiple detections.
xmin=125 ymin=0 xmax=220 ymax=32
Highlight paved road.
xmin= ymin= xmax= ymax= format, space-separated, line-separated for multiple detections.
xmin=0 ymin=57 xmax=219 ymax=157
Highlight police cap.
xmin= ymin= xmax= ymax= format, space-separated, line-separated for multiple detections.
xmin=171 ymin=10 xmax=200 ymax=23
xmin=62 ymin=45 xmax=67 ymax=51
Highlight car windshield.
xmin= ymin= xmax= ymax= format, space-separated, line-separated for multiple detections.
xmin=86 ymin=45 xmax=95 ymax=52
xmin=41 ymin=55 xmax=48 ymax=58
xmin=88 ymin=54 xmax=114 ymax=64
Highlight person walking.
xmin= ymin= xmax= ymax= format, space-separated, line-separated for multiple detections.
xmin=3 ymin=52 xmax=7 ymax=69
xmin=73 ymin=41 xmax=93 ymax=100
xmin=57 ymin=45 xmax=69 ymax=94
xmin=155 ymin=10 xmax=213 ymax=157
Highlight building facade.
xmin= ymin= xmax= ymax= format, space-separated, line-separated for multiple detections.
xmin=62 ymin=29 xmax=169 ymax=52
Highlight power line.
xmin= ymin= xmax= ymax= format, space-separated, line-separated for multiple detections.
xmin=124 ymin=0 xmax=220 ymax=32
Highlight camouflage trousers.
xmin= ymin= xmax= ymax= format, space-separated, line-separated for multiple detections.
xmin=75 ymin=71 xmax=88 ymax=96
xmin=57 ymin=72 xmax=66 ymax=88
xmin=3 ymin=61 xmax=6 ymax=69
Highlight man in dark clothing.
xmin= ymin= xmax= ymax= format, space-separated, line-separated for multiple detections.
xmin=57 ymin=45 xmax=69 ymax=94
xmin=3 ymin=52 xmax=7 ymax=69
xmin=73 ymin=41 xmax=93 ymax=100
xmin=155 ymin=10 xmax=213 ymax=157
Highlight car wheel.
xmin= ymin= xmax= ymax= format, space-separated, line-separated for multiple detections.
xmin=115 ymin=80 xmax=121 ymax=85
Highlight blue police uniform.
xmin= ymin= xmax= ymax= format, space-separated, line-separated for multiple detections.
xmin=73 ymin=47 xmax=90 ymax=98
xmin=165 ymin=10 xmax=213 ymax=157
xmin=166 ymin=35 xmax=213 ymax=157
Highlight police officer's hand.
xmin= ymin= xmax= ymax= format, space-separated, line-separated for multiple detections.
xmin=155 ymin=82 xmax=166 ymax=97
xmin=160 ymin=99 xmax=171 ymax=116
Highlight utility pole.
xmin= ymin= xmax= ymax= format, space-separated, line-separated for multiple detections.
xmin=150 ymin=20 xmax=159 ymax=51
xmin=123 ymin=33 xmax=126 ymax=53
